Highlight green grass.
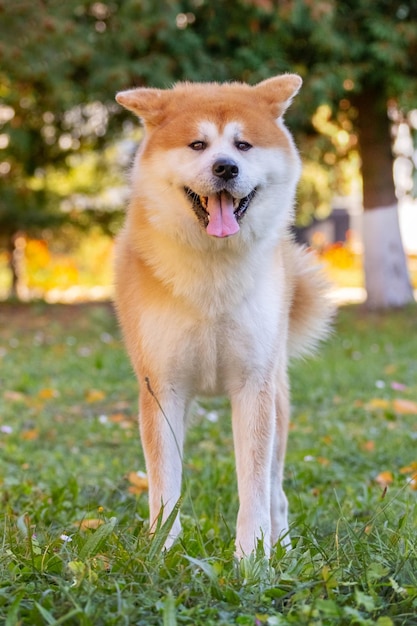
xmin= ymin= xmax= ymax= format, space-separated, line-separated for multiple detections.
xmin=1 ymin=301 xmax=417 ymax=625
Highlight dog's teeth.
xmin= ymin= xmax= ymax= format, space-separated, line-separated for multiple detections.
xmin=233 ymin=198 xmax=239 ymax=210
xmin=200 ymin=196 xmax=208 ymax=209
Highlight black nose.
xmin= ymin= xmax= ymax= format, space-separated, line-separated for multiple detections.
xmin=212 ymin=158 xmax=239 ymax=181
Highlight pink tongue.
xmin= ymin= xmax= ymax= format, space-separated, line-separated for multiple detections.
xmin=206 ymin=191 xmax=240 ymax=238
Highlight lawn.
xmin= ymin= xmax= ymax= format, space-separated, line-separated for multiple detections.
xmin=1 ymin=301 xmax=417 ymax=625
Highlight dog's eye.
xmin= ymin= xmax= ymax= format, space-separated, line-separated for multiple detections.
xmin=189 ymin=141 xmax=207 ymax=151
xmin=235 ymin=141 xmax=252 ymax=152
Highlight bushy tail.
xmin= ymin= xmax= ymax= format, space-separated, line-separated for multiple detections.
xmin=284 ymin=241 xmax=336 ymax=359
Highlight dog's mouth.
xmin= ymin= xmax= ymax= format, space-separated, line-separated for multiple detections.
xmin=184 ymin=188 xmax=256 ymax=238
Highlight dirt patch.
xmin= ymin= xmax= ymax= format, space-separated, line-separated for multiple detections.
xmin=0 ymin=301 xmax=116 ymax=335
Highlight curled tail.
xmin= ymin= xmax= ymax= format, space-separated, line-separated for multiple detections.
xmin=284 ymin=240 xmax=336 ymax=359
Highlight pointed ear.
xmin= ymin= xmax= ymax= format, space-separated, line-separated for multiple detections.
xmin=115 ymin=88 xmax=168 ymax=127
xmin=254 ymin=74 xmax=302 ymax=118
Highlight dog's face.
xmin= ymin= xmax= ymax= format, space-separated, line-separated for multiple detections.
xmin=117 ymin=75 xmax=302 ymax=242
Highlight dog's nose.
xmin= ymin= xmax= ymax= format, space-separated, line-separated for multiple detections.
xmin=212 ymin=158 xmax=239 ymax=181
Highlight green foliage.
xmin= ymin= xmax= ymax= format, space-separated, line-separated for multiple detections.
xmin=1 ymin=302 xmax=417 ymax=623
xmin=1 ymin=0 xmax=417 ymax=287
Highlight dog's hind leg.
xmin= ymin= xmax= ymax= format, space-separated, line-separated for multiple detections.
xmin=139 ymin=382 xmax=186 ymax=549
xmin=270 ymin=368 xmax=291 ymax=550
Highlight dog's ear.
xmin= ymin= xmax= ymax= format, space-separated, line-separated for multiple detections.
xmin=115 ymin=88 xmax=168 ymax=127
xmin=254 ymin=74 xmax=302 ymax=118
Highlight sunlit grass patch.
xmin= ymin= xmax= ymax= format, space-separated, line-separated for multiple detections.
xmin=0 ymin=302 xmax=417 ymax=624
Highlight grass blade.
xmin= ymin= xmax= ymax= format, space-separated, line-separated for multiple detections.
xmin=35 ymin=604 xmax=83 ymax=626
xmin=162 ymin=591 xmax=177 ymax=626
xmin=78 ymin=517 xmax=117 ymax=561
xmin=183 ymin=555 xmax=218 ymax=584
xmin=35 ymin=603 xmax=55 ymax=625
xmin=6 ymin=592 xmax=25 ymax=626
xmin=148 ymin=499 xmax=182 ymax=560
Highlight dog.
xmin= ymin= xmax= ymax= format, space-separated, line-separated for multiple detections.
xmin=114 ymin=74 xmax=334 ymax=557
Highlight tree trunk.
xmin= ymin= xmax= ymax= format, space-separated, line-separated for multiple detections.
xmin=354 ymin=90 xmax=414 ymax=309
xmin=7 ymin=232 xmax=26 ymax=300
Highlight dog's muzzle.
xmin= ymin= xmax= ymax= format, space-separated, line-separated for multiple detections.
xmin=185 ymin=187 xmax=256 ymax=238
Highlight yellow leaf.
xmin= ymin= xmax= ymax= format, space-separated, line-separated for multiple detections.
xmin=317 ymin=456 xmax=330 ymax=466
xmin=127 ymin=471 xmax=148 ymax=495
xmin=85 ymin=389 xmax=106 ymax=403
xmin=392 ymin=399 xmax=417 ymax=415
xmin=321 ymin=435 xmax=333 ymax=445
xmin=366 ymin=399 xmax=390 ymax=410
xmin=375 ymin=471 xmax=394 ymax=488
xmin=21 ymin=429 xmax=40 ymax=441
xmin=38 ymin=388 xmax=58 ymax=400
xmin=399 ymin=461 xmax=417 ymax=475
xmin=76 ymin=518 xmax=104 ymax=530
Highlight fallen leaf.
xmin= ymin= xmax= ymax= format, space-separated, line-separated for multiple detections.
xmin=108 ymin=413 xmax=134 ymax=430
xmin=112 ymin=401 xmax=131 ymax=411
xmin=21 ymin=429 xmax=40 ymax=441
xmin=399 ymin=462 xmax=417 ymax=475
xmin=392 ymin=399 xmax=417 ymax=415
xmin=366 ymin=398 xmax=390 ymax=410
xmin=95 ymin=553 xmax=111 ymax=571
xmin=363 ymin=440 xmax=375 ymax=452
xmin=109 ymin=413 xmax=125 ymax=423
xmin=4 ymin=390 xmax=26 ymax=402
xmin=127 ymin=471 xmax=148 ymax=495
xmin=375 ymin=471 xmax=394 ymax=488
xmin=75 ymin=518 xmax=104 ymax=530
xmin=399 ymin=463 xmax=417 ymax=490
xmin=317 ymin=456 xmax=330 ymax=466
xmin=85 ymin=389 xmax=106 ymax=403
xmin=38 ymin=388 xmax=59 ymax=400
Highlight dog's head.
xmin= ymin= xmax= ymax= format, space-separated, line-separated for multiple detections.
xmin=116 ymin=75 xmax=302 ymax=242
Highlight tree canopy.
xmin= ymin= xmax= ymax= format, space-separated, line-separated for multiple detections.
xmin=1 ymin=0 xmax=416 ymax=303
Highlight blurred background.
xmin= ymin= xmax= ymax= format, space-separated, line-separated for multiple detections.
xmin=0 ymin=0 xmax=416 ymax=308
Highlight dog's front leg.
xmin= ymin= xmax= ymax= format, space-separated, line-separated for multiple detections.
xmin=232 ymin=383 xmax=275 ymax=558
xmin=139 ymin=383 xmax=185 ymax=549
xmin=270 ymin=369 xmax=291 ymax=549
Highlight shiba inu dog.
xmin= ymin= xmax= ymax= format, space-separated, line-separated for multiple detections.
xmin=114 ymin=74 xmax=334 ymax=557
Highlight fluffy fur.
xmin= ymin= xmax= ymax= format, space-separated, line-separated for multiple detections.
xmin=114 ymin=74 xmax=334 ymax=557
